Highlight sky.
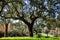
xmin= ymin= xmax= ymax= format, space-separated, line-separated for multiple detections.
xmin=23 ymin=0 xmax=37 ymax=13
xmin=3 ymin=7 xmax=8 ymax=12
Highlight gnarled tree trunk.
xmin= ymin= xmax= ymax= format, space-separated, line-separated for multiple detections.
xmin=4 ymin=24 xmax=8 ymax=37
xmin=28 ymin=25 xmax=33 ymax=37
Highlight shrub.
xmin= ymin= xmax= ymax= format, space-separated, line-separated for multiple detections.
xmin=0 ymin=31 xmax=4 ymax=37
xmin=37 ymin=33 xmax=41 ymax=38
xmin=8 ymin=30 xmax=22 ymax=37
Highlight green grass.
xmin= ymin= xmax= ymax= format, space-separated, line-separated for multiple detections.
xmin=33 ymin=33 xmax=54 ymax=37
xmin=41 ymin=33 xmax=54 ymax=37
xmin=0 ymin=33 xmax=58 ymax=40
xmin=0 ymin=37 xmax=59 ymax=40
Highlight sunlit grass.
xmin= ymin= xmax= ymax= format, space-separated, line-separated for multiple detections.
xmin=41 ymin=33 xmax=54 ymax=37
xmin=0 ymin=33 xmax=59 ymax=40
xmin=0 ymin=37 xmax=59 ymax=40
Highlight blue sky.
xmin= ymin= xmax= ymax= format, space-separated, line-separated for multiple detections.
xmin=23 ymin=0 xmax=37 ymax=13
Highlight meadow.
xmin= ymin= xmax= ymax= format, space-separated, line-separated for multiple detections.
xmin=0 ymin=37 xmax=59 ymax=40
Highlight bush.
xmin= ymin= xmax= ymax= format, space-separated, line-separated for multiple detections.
xmin=37 ymin=33 xmax=41 ymax=38
xmin=0 ymin=31 xmax=4 ymax=37
xmin=8 ymin=30 xmax=22 ymax=37
xmin=54 ymin=31 xmax=58 ymax=37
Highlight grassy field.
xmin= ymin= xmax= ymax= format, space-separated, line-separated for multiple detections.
xmin=0 ymin=33 xmax=59 ymax=40
xmin=0 ymin=37 xmax=59 ymax=40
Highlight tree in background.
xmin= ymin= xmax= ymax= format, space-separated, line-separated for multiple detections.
xmin=0 ymin=0 xmax=60 ymax=37
xmin=43 ymin=26 xmax=49 ymax=37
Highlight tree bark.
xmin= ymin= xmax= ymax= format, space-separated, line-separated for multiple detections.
xmin=5 ymin=24 xmax=8 ymax=37
xmin=19 ymin=17 xmax=39 ymax=37
xmin=28 ymin=25 xmax=33 ymax=37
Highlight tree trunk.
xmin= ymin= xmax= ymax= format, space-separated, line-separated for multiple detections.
xmin=47 ymin=33 xmax=48 ymax=37
xmin=28 ymin=25 xmax=33 ymax=37
xmin=5 ymin=24 xmax=8 ymax=37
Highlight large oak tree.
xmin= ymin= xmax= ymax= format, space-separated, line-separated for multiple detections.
xmin=0 ymin=0 xmax=60 ymax=37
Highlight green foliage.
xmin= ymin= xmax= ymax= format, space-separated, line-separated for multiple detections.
xmin=8 ymin=30 xmax=22 ymax=37
xmin=0 ymin=31 xmax=4 ymax=37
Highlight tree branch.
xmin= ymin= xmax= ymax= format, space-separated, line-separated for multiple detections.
xmin=31 ymin=16 xmax=39 ymax=25
xmin=0 ymin=1 xmax=6 ymax=14
xmin=30 ymin=11 xmax=40 ymax=25
xmin=12 ymin=2 xmax=30 ymax=25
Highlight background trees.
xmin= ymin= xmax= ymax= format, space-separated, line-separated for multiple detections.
xmin=0 ymin=0 xmax=60 ymax=37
